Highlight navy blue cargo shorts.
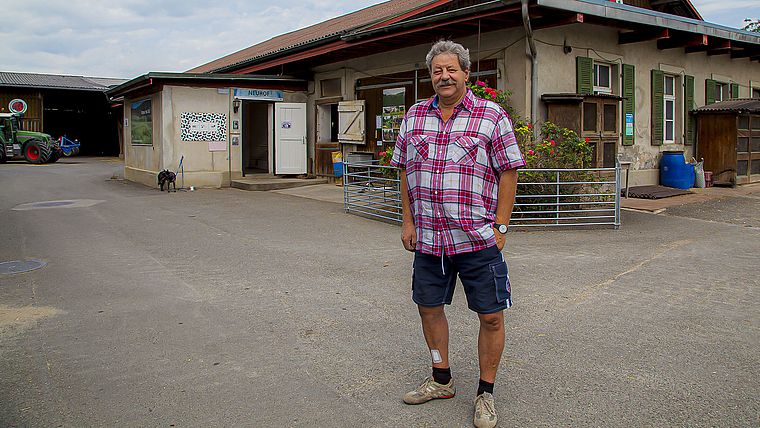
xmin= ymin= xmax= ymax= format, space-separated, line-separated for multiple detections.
xmin=412 ymin=245 xmax=512 ymax=314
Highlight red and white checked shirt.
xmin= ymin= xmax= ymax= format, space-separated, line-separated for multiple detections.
xmin=389 ymin=88 xmax=525 ymax=256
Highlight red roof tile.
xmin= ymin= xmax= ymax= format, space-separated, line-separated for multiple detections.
xmin=187 ymin=0 xmax=440 ymax=73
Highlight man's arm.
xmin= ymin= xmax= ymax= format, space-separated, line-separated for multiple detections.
xmin=400 ymin=170 xmax=417 ymax=252
xmin=493 ymin=168 xmax=518 ymax=251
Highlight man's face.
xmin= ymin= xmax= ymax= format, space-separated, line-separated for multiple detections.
xmin=430 ymin=53 xmax=469 ymax=104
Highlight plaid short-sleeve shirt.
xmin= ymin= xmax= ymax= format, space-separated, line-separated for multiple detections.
xmin=389 ymin=88 xmax=525 ymax=256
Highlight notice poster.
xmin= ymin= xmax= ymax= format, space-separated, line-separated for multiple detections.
xmin=130 ymin=99 xmax=152 ymax=146
xmin=180 ymin=112 xmax=228 ymax=151
xmin=382 ymin=88 xmax=405 ymax=143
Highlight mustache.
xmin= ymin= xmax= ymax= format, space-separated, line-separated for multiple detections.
xmin=436 ymin=79 xmax=456 ymax=88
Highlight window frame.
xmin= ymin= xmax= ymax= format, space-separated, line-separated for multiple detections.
xmin=663 ymin=75 xmax=676 ymax=144
xmin=715 ymin=82 xmax=728 ymax=102
xmin=593 ymin=63 xmax=613 ymax=95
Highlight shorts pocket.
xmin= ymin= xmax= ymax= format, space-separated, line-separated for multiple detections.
xmin=490 ymin=261 xmax=510 ymax=303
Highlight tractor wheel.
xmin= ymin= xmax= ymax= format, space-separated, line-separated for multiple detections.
xmin=0 ymin=148 xmax=6 ymax=164
xmin=23 ymin=140 xmax=51 ymax=164
xmin=46 ymin=148 xmax=63 ymax=163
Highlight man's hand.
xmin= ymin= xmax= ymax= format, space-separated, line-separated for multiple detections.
xmin=399 ymin=169 xmax=417 ymax=252
xmin=402 ymin=220 xmax=417 ymax=252
xmin=493 ymin=227 xmax=506 ymax=251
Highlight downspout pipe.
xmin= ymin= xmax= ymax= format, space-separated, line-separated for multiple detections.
xmin=520 ymin=0 xmax=538 ymax=133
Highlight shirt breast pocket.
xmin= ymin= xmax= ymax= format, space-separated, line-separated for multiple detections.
xmin=449 ymin=136 xmax=481 ymax=166
xmin=407 ymin=135 xmax=429 ymax=164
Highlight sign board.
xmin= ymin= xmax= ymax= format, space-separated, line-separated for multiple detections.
xmin=625 ymin=113 xmax=634 ymax=136
xmin=9 ymin=98 xmax=27 ymax=114
xmin=233 ymin=88 xmax=283 ymax=101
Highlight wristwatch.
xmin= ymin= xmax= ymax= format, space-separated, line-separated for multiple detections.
xmin=494 ymin=223 xmax=508 ymax=234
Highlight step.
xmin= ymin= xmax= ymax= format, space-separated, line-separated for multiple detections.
xmin=231 ymin=177 xmax=328 ymax=191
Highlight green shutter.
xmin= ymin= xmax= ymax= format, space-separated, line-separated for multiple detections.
xmin=684 ymin=75 xmax=694 ymax=145
xmin=622 ymin=63 xmax=635 ymax=146
xmin=706 ymin=79 xmax=716 ymax=104
xmin=730 ymin=83 xmax=739 ymax=99
xmin=577 ymin=56 xmax=593 ymax=95
xmin=651 ymin=69 xmax=664 ymax=146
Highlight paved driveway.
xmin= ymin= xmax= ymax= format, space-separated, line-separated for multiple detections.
xmin=1 ymin=158 xmax=758 ymax=427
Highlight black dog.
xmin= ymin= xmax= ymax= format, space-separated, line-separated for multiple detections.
xmin=157 ymin=169 xmax=177 ymax=192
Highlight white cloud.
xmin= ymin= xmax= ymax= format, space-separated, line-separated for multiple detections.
xmin=1 ymin=0 xmax=756 ymax=79
xmin=0 ymin=0 xmax=382 ymax=78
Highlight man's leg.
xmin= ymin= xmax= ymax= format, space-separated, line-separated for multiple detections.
xmin=419 ymin=305 xmax=450 ymax=369
xmin=403 ymin=304 xmax=456 ymax=404
xmin=477 ymin=310 xmax=505 ymax=383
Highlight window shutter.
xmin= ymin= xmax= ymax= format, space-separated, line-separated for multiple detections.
xmin=705 ymin=79 xmax=716 ymax=104
xmin=576 ymin=57 xmax=593 ymax=95
xmin=684 ymin=75 xmax=694 ymax=145
xmin=730 ymin=83 xmax=739 ymax=99
xmin=337 ymin=100 xmax=366 ymax=144
xmin=622 ymin=63 xmax=635 ymax=146
xmin=651 ymin=70 xmax=664 ymax=146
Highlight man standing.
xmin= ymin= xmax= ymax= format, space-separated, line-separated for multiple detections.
xmin=389 ymin=40 xmax=525 ymax=428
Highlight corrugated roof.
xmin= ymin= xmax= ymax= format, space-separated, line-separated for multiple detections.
xmin=693 ymin=99 xmax=760 ymax=114
xmin=0 ymin=72 xmax=127 ymax=91
xmin=187 ymin=0 xmax=440 ymax=74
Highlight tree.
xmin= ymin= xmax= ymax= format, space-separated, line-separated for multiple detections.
xmin=744 ymin=18 xmax=760 ymax=32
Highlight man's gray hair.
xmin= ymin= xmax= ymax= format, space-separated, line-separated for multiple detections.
xmin=425 ymin=40 xmax=471 ymax=73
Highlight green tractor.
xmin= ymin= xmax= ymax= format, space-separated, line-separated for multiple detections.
xmin=0 ymin=113 xmax=63 ymax=164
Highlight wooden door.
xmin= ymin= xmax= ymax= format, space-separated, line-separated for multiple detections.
xmin=581 ymin=98 xmax=619 ymax=168
xmin=274 ymin=103 xmax=306 ymax=175
xmin=736 ymin=114 xmax=760 ymax=184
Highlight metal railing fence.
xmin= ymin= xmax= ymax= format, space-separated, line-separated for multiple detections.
xmin=343 ymin=160 xmax=621 ymax=229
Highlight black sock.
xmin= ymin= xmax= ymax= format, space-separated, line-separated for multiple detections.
xmin=477 ymin=379 xmax=494 ymax=396
xmin=432 ymin=367 xmax=451 ymax=384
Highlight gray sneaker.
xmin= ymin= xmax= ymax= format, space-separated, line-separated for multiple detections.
xmin=474 ymin=392 xmax=497 ymax=428
xmin=402 ymin=376 xmax=456 ymax=404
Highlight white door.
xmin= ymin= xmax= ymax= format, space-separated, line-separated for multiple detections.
xmin=274 ymin=103 xmax=307 ymax=174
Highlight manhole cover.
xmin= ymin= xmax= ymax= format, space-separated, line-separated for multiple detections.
xmin=0 ymin=260 xmax=46 ymax=275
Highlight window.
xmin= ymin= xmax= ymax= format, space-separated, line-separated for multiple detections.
xmin=715 ymin=82 xmax=728 ymax=102
xmin=594 ymin=63 xmax=612 ymax=94
xmin=664 ymin=75 xmax=676 ymax=143
xmin=320 ymin=78 xmax=341 ymax=98
xmin=753 ymin=88 xmax=760 ymax=99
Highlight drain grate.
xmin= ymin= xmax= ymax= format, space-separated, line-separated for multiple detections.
xmin=0 ymin=260 xmax=46 ymax=275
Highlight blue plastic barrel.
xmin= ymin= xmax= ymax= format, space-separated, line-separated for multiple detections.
xmin=660 ymin=151 xmax=691 ymax=189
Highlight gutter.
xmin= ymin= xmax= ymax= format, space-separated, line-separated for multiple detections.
xmin=536 ymin=0 xmax=760 ymax=45
xmin=519 ymin=0 xmax=538 ymax=129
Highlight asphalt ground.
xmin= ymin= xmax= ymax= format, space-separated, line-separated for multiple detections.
xmin=1 ymin=158 xmax=758 ymax=427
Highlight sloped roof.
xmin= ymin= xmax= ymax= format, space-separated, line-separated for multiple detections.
xmin=188 ymin=0 xmax=441 ymax=73
xmin=693 ymin=99 xmax=760 ymax=115
xmin=0 ymin=72 xmax=127 ymax=91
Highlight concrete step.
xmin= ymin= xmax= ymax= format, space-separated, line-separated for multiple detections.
xmin=231 ymin=177 xmax=328 ymax=191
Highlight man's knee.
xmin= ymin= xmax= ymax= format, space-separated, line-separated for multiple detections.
xmin=418 ymin=305 xmax=445 ymax=319
xmin=479 ymin=312 xmax=504 ymax=332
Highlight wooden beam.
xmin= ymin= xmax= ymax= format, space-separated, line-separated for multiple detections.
xmin=530 ymin=13 xmax=583 ymax=30
xmin=686 ymin=39 xmax=730 ymax=54
xmin=731 ymin=49 xmax=760 ymax=59
xmin=657 ymin=34 xmax=708 ymax=50
xmin=619 ymin=28 xmax=669 ymax=45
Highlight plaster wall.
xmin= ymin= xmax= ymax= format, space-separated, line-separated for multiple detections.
xmin=124 ymin=86 xmax=239 ymax=189
xmin=123 ymin=92 xmax=162 ymax=185
xmin=313 ymin=24 xmax=760 ymax=185
xmin=531 ymin=24 xmax=760 ymax=185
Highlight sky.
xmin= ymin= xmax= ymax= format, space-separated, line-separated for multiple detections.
xmin=0 ymin=0 xmax=758 ymax=80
